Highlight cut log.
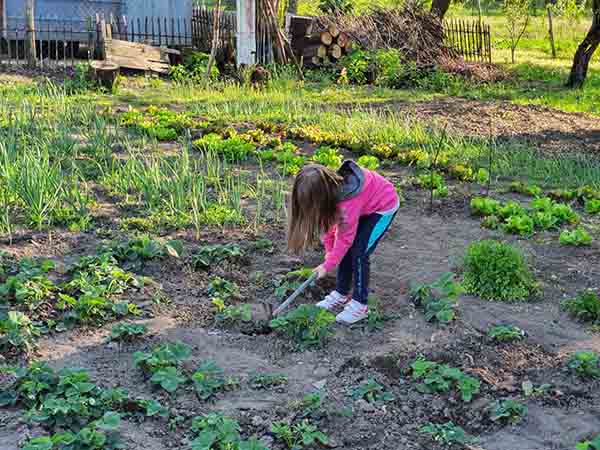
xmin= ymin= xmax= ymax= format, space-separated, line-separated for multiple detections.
xmin=345 ymin=39 xmax=353 ymax=52
xmin=320 ymin=31 xmax=333 ymax=46
xmin=337 ymin=32 xmax=349 ymax=48
xmin=317 ymin=44 xmax=328 ymax=58
xmin=328 ymin=24 xmax=340 ymax=38
xmin=89 ymin=61 xmax=120 ymax=90
xmin=329 ymin=44 xmax=342 ymax=59
xmin=311 ymin=55 xmax=321 ymax=65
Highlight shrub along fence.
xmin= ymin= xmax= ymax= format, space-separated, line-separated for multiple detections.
xmin=444 ymin=19 xmax=492 ymax=64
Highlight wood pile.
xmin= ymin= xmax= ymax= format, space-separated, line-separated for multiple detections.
xmin=314 ymin=3 xmax=447 ymax=66
xmin=288 ymin=15 xmax=353 ymax=67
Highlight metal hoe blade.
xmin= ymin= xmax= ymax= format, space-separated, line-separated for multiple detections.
xmin=272 ymin=272 xmax=318 ymax=317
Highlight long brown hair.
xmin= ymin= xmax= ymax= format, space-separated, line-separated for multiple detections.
xmin=287 ymin=164 xmax=343 ymax=254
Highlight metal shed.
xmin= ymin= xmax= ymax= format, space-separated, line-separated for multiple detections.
xmin=2 ymin=0 xmax=192 ymax=35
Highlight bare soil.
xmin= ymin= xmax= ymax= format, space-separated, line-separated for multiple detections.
xmin=1 ymin=176 xmax=599 ymax=450
xmin=355 ymin=97 xmax=600 ymax=155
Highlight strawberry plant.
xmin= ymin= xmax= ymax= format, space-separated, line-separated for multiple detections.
xmin=270 ymin=305 xmax=336 ymax=349
xmin=192 ymin=360 xmax=239 ymax=401
xmin=201 ymin=203 xmax=246 ymax=227
xmin=366 ymin=297 xmax=388 ymax=331
xmin=136 ymin=399 xmax=168 ymax=418
xmin=357 ymin=155 xmax=380 ymax=170
xmin=560 ymin=227 xmax=592 ymax=246
xmin=420 ymin=421 xmax=472 ymax=445
xmin=0 ymin=310 xmax=40 ymax=354
xmin=312 ymin=146 xmax=342 ymax=169
xmin=577 ymin=435 xmax=600 ymax=450
xmin=22 ymin=411 xmax=123 ymax=450
xmin=150 ymin=367 xmax=187 ymax=393
xmin=470 ymin=197 xmax=501 ymax=217
xmin=568 ymin=351 xmax=600 ymax=378
xmin=134 ymin=341 xmax=191 ymax=393
xmin=487 ymin=324 xmax=526 ymax=342
xmin=370 ymin=143 xmax=394 ymax=159
xmin=273 ymin=268 xmax=314 ymax=300
xmin=548 ymin=189 xmax=577 ymax=201
xmin=106 ymin=322 xmax=147 ymax=343
xmin=563 ymin=290 xmax=600 ymax=324
xmin=0 ymin=362 xmax=59 ymax=408
xmin=271 ymin=420 xmax=329 ymax=450
xmin=0 ymin=258 xmax=57 ymax=312
xmin=218 ymin=305 xmax=252 ymax=324
xmin=208 ymin=277 xmax=240 ymax=304
xmin=410 ymin=272 xmax=463 ymax=323
xmin=192 ymin=243 xmax=243 ymax=270
xmin=490 ymin=399 xmax=527 ymax=424
xmin=190 ymin=413 xmax=268 ymax=450
xmin=351 ymin=378 xmax=395 ymax=403
xmin=410 ymin=358 xmax=480 ymax=402
xmin=249 ymin=373 xmax=288 ymax=390
xmin=103 ymin=236 xmax=183 ymax=270
xmin=463 ymin=240 xmax=536 ymax=301
xmin=585 ymin=198 xmax=600 ymax=214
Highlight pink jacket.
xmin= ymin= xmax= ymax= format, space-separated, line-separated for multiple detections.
xmin=321 ymin=161 xmax=399 ymax=272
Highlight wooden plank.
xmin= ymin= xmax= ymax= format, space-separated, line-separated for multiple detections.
xmin=104 ymin=38 xmax=170 ymax=73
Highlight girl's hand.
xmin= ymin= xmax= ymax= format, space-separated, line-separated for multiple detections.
xmin=314 ymin=265 xmax=328 ymax=279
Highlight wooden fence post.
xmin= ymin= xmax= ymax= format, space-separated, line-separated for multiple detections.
xmin=25 ymin=0 xmax=36 ymax=67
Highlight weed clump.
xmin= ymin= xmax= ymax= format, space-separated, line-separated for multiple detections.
xmin=568 ymin=351 xmax=600 ymax=378
xmin=463 ymin=240 xmax=536 ymax=302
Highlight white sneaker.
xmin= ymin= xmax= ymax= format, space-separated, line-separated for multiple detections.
xmin=316 ymin=291 xmax=348 ymax=310
xmin=336 ymin=300 xmax=369 ymax=325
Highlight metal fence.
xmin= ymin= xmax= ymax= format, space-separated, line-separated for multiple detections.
xmin=444 ymin=19 xmax=492 ymax=64
xmin=0 ymin=21 xmax=92 ymax=70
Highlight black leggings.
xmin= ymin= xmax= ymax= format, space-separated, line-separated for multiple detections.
xmin=335 ymin=211 xmax=397 ymax=305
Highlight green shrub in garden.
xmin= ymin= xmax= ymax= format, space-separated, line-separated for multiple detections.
xmin=312 ymin=146 xmax=342 ymax=169
xmin=463 ymin=240 xmax=536 ymax=301
xmin=193 ymin=133 xmax=255 ymax=162
xmin=470 ymin=197 xmax=501 ymax=217
xmin=563 ymin=290 xmax=600 ymax=324
xmin=560 ymin=227 xmax=592 ymax=246
xmin=585 ymin=198 xmax=600 ymax=214
xmin=357 ymin=155 xmax=380 ymax=170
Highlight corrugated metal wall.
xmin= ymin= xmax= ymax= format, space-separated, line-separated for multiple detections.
xmin=5 ymin=0 xmax=124 ymax=29
xmin=124 ymin=0 xmax=193 ymax=20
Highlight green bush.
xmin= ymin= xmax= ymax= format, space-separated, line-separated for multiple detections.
xmin=568 ymin=351 xmax=600 ymax=378
xmin=503 ymin=214 xmax=534 ymax=236
xmin=312 ymin=146 xmax=342 ymax=169
xmin=193 ymin=133 xmax=255 ymax=162
xmin=339 ymin=50 xmax=372 ymax=85
xmin=463 ymin=240 xmax=536 ymax=301
xmin=470 ymin=197 xmax=501 ymax=217
xmin=357 ymin=155 xmax=380 ymax=170
xmin=563 ymin=290 xmax=600 ymax=324
xmin=559 ymin=227 xmax=592 ymax=246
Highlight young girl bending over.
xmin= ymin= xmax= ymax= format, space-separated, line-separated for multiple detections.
xmin=288 ymin=160 xmax=399 ymax=324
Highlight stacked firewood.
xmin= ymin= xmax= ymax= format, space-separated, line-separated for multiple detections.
xmin=288 ymin=16 xmax=354 ymax=67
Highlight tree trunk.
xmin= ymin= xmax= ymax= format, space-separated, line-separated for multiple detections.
xmin=25 ymin=0 xmax=36 ymax=67
xmin=206 ymin=0 xmax=222 ymax=79
xmin=547 ymin=6 xmax=556 ymax=59
xmin=567 ymin=2 xmax=600 ymax=88
xmin=431 ymin=0 xmax=451 ymax=19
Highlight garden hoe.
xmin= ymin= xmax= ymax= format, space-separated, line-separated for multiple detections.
xmin=263 ymin=272 xmax=319 ymax=320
